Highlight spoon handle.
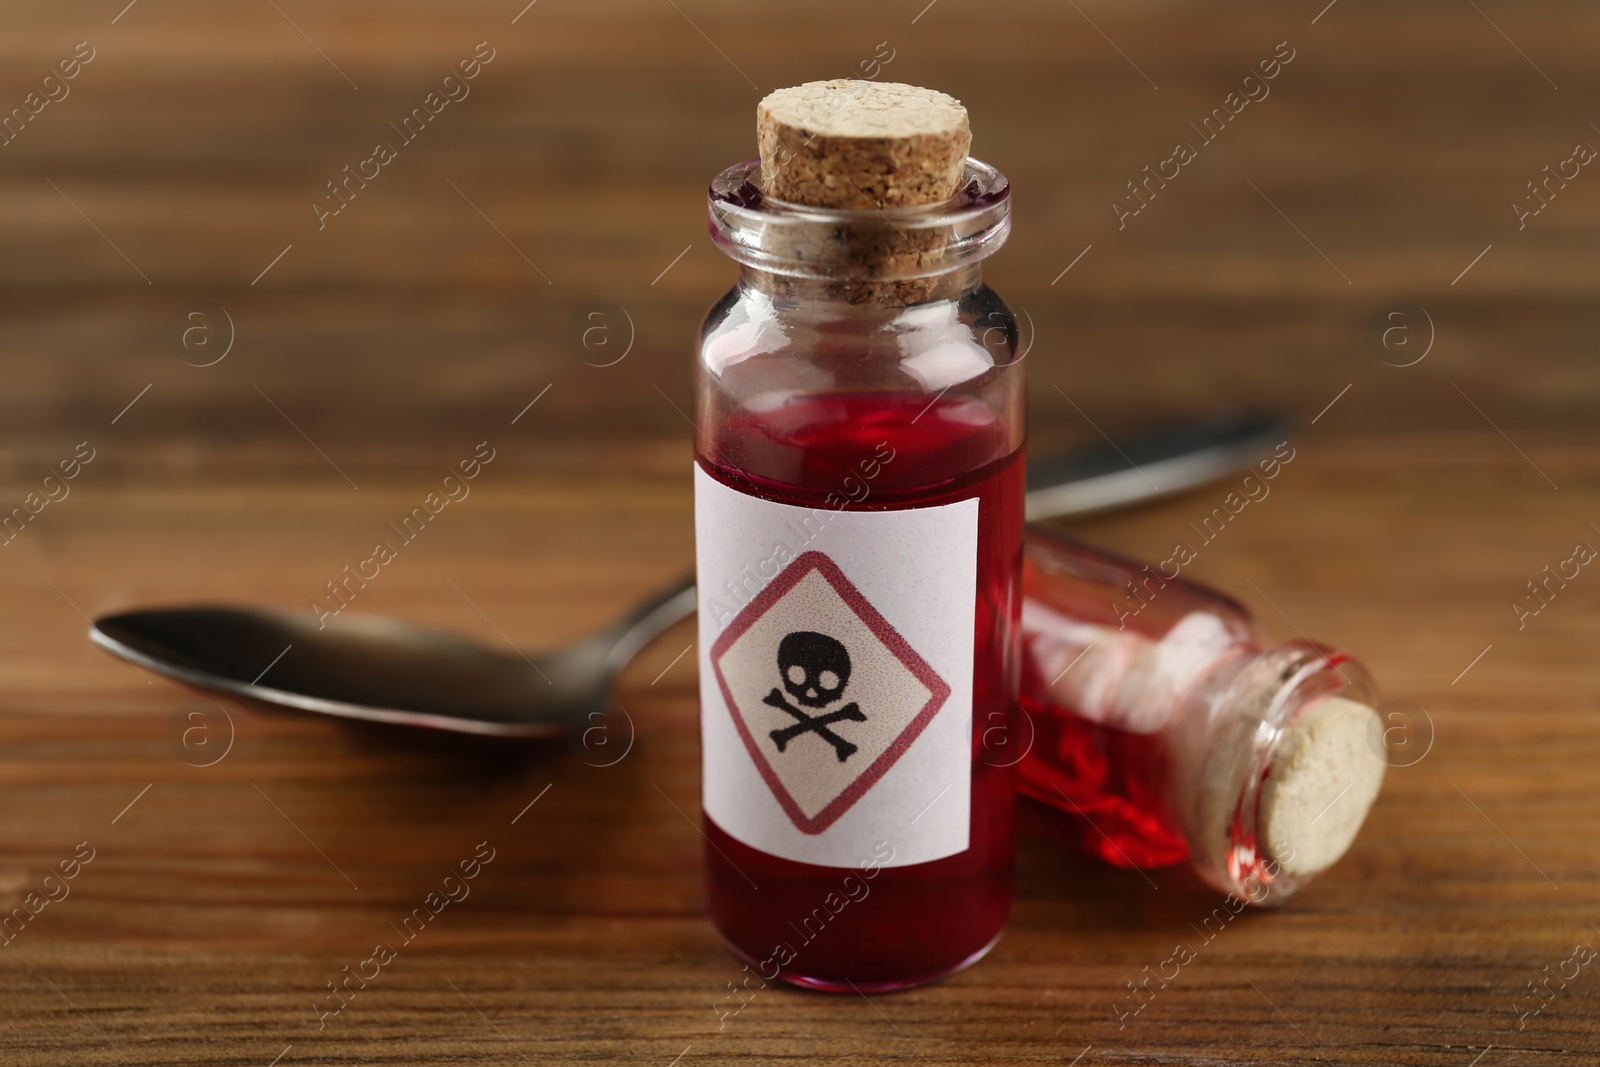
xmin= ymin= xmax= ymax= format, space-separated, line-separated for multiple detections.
xmin=599 ymin=578 xmax=698 ymax=676
xmin=1024 ymin=412 xmax=1289 ymax=521
xmin=604 ymin=413 xmax=1289 ymax=677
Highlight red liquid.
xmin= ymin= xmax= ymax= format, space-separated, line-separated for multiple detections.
xmin=1015 ymin=695 xmax=1189 ymax=869
xmin=1012 ymin=545 xmax=1246 ymax=871
xmin=699 ymin=392 xmax=1023 ymax=991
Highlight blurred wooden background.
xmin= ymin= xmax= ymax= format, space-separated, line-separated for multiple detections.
xmin=1 ymin=0 xmax=1597 ymax=1064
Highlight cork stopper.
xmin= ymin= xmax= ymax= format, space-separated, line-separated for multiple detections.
xmin=751 ymin=81 xmax=975 ymax=305
xmin=757 ymin=80 xmax=972 ymax=209
xmin=1256 ymin=696 xmax=1387 ymax=878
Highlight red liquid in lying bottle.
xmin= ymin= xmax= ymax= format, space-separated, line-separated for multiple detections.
xmin=1015 ymin=695 xmax=1189 ymax=869
xmin=698 ymin=391 xmax=1022 ymax=992
xmin=1012 ymin=546 xmax=1197 ymax=869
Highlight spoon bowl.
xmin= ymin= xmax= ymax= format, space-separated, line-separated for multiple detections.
xmin=93 ymin=577 xmax=697 ymax=737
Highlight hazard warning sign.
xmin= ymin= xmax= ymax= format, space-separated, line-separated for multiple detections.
xmin=695 ymin=466 xmax=977 ymax=868
xmin=710 ymin=551 xmax=952 ymax=835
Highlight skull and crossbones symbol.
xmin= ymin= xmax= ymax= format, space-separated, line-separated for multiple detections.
xmin=762 ymin=631 xmax=867 ymax=763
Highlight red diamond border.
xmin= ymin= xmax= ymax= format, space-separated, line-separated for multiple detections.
xmin=709 ymin=550 xmax=953 ymax=836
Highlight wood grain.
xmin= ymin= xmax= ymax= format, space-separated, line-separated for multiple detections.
xmin=1 ymin=0 xmax=1598 ymax=1063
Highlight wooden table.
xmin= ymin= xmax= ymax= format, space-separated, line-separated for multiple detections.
xmin=2 ymin=1 xmax=1597 ymax=1063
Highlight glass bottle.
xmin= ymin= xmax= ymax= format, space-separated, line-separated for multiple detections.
xmin=1016 ymin=526 xmax=1386 ymax=903
xmin=693 ymin=157 xmax=1024 ymax=990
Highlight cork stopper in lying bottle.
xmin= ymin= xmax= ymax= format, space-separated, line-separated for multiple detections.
xmin=1254 ymin=696 xmax=1387 ymax=878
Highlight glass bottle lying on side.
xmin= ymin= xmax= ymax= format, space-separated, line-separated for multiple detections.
xmin=1016 ymin=526 xmax=1387 ymax=903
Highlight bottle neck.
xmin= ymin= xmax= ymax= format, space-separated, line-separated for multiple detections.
xmin=1164 ymin=640 xmax=1378 ymax=903
xmin=708 ymin=157 xmax=1012 ymax=305
xmin=737 ymin=263 xmax=984 ymax=306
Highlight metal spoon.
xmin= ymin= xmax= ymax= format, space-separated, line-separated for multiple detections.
xmin=89 ymin=414 xmax=1287 ymax=737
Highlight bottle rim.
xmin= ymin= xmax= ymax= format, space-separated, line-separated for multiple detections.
xmin=706 ymin=157 xmax=1011 ymax=280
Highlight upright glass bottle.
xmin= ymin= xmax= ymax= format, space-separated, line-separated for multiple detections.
xmin=1016 ymin=527 xmax=1387 ymax=903
xmin=693 ymin=156 xmax=1024 ymax=990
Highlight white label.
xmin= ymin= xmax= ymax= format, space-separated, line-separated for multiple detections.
xmin=695 ymin=465 xmax=977 ymax=868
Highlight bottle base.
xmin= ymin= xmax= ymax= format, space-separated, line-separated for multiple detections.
xmin=718 ymin=924 xmax=1006 ymax=994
